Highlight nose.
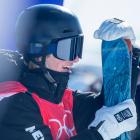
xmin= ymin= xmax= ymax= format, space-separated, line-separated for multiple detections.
xmin=73 ymin=56 xmax=80 ymax=63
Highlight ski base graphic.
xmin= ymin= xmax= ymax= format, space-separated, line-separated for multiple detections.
xmin=102 ymin=38 xmax=132 ymax=140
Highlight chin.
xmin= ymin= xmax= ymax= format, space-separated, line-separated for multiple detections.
xmin=64 ymin=68 xmax=71 ymax=73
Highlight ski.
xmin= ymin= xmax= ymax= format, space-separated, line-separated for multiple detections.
xmin=102 ymin=38 xmax=132 ymax=140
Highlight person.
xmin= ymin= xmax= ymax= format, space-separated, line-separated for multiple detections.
xmin=132 ymin=69 xmax=140 ymax=140
xmin=0 ymin=4 xmax=137 ymax=140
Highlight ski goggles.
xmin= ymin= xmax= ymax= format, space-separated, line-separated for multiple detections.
xmin=29 ymin=35 xmax=84 ymax=61
xmin=47 ymin=35 xmax=84 ymax=61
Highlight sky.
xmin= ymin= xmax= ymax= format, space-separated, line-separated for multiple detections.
xmin=64 ymin=0 xmax=140 ymax=67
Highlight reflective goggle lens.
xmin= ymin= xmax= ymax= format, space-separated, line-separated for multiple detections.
xmin=56 ymin=35 xmax=83 ymax=61
xmin=57 ymin=38 xmax=72 ymax=61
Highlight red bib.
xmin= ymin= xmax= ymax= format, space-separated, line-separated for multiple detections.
xmin=0 ymin=81 xmax=77 ymax=140
xmin=32 ymin=89 xmax=77 ymax=140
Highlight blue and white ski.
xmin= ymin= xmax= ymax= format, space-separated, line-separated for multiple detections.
xmin=102 ymin=38 xmax=132 ymax=140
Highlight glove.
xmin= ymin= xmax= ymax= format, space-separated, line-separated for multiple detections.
xmin=88 ymin=99 xmax=137 ymax=140
xmin=94 ymin=18 xmax=136 ymax=45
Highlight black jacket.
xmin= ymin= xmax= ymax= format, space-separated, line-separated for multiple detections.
xmin=0 ymin=69 xmax=104 ymax=140
xmin=131 ymin=85 xmax=140 ymax=140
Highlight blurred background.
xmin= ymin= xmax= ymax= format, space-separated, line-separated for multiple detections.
xmin=0 ymin=0 xmax=140 ymax=92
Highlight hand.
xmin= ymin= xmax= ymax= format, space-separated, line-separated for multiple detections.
xmin=88 ymin=99 xmax=137 ymax=140
xmin=94 ymin=18 xmax=136 ymax=44
xmin=75 ymin=90 xmax=100 ymax=98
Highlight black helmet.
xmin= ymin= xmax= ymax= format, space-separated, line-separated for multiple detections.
xmin=16 ymin=4 xmax=84 ymax=61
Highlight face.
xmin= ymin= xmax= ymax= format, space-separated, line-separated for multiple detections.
xmin=45 ymin=54 xmax=79 ymax=73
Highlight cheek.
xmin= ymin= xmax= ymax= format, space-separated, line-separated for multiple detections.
xmin=54 ymin=62 xmax=62 ymax=71
xmin=45 ymin=57 xmax=65 ymax=72
xmin=55 ymin=61 xmax=66 ymax=72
